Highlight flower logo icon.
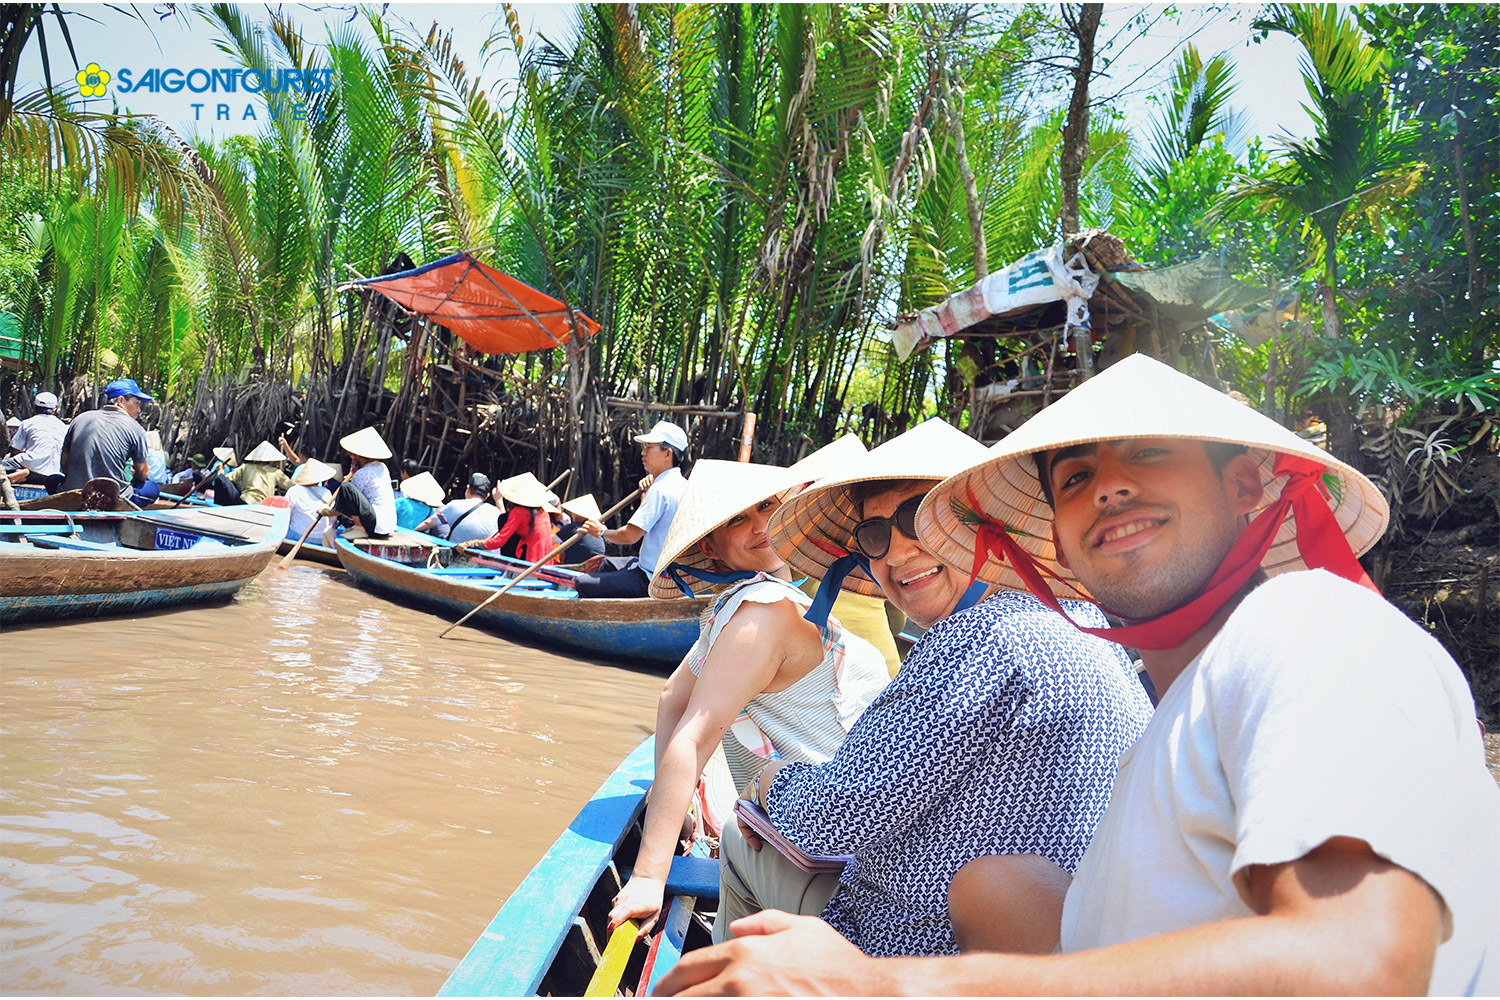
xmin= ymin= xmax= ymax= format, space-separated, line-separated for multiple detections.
xmin=76 ymin=63 xmax=110 ymax=97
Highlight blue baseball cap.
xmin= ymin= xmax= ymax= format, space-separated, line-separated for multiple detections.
xmin=104 ymin=378 xmax=154 ymax=402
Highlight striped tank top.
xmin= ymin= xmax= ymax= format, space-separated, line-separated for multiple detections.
xmin=685 ymin=574 xmax=890 ymax=790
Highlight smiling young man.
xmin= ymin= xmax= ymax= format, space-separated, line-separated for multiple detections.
xmin=657 ymin=354 xmax=1498 ymax=997
xmin=704 ymin=418 xmax=1153 ymax=959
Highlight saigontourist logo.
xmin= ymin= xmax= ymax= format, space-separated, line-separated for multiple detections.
xmin=74 ymin=61 xmax=335 ymax=122
xmin=76 ymin=63 xmax=110 ymax=97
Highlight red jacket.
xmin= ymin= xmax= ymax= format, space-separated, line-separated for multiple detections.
xmin=480 ymin=505 xmax=555 ymax=563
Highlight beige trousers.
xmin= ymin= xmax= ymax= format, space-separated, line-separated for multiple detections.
xmin=712 ymin=815 xmax=841 ymax=943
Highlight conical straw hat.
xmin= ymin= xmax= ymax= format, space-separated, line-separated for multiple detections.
xmin=561 ymin=493 xmax=603 ymax=522
xmin=339 ymin=426 xmax=392 ymax=461
xmin=399 ymin=471 xmax=446 ymax=508
xmin=787 ymin=433 xmax=867 ymax=484
xmin=292 ymin=458 xmax=339 ymax=487
xmin=648 ymin=460 xmax=806 ymax=599
xmin=212 ymin=447 xmax=236 ymax=464
xmin=917 ymin=353 xmax=1390 ymax=598
xmin=145 ymin=429 xmax=163 ymax=451
xmin=767 ymin=418 xmax=990 ymax=597
xmin=244 ymin=440 xmax=286 ymax=463
xmin=497 ymin=471 xmax=552 ymax=509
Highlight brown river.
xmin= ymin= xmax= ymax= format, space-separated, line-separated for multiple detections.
xmin=1 ymin=562 xmax=666 ymax=995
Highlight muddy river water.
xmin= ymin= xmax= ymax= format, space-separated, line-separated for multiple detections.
xmin=1 ymin=563 xmax=666 ymax=995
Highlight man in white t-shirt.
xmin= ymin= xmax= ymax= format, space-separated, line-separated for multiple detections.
xmin=5 ymin=390 xmax=67 ymax=484
xmin=575 ymin=420 xmax=688 ymax=598
xmin=657 ymin=355 xmax=1498 ymax=997
xmin=418 ymin=472 xmax=502 ymax=544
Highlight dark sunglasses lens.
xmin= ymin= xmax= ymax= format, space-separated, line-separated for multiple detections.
xmin=852 ymin=520 xmax=891 ymax=560
xmin=896 ymin=497 xmax=922 ymax=539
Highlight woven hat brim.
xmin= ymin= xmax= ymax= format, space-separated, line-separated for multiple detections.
xmin=340 ymin=427 xmax=392 ymax=461
xmin=292 ymin=459 xmax=339 ymax=486
xmin=648 ymin=461 xmax=805 ymax=599
xmin=400 ymin=472 xmax=446 ymax=508
xmin=561 ymin=493 xmax=603 ymax=521
xmin=245 ymin=441 xmax=286 ymax=463
xmin=767 ymin=419 xmax=992 ymax=598
xmin=497 ymin=473 xmax=553 ymax=509
xmin=917 ymin=354 xmax=1390 ymax=598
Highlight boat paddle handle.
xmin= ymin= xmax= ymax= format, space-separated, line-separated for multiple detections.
xmin=438 ymin=488 xmax=642 ymax=639
xmin=544 ymin=467 xmax=572 ymax=493
xmin=276 ymin=511 xmax=327 ymax=570
xmin=168 ymin=459 xmax=223 ymax=508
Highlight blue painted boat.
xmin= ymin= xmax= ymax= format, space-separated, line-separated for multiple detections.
xmin=0 ymin=505 xmax=289 ymax=623
xmin=335 ymin=537 xmax=706 ymax=666
xmin=440 ymin=737 xmax=719 ymax=997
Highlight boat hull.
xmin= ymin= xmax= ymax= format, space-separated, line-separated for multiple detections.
xmin=336 ymin=539 xmax=704 ymax=665
xmin=0 ymin=506 xmax=287 ymax=623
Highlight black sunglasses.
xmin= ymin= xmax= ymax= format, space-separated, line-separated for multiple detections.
xmin=851 ymin=495 xmax=923 ymax=560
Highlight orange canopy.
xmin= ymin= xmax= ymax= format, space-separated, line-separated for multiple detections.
xmin=356 ymin=253 xmax=601 ymax=354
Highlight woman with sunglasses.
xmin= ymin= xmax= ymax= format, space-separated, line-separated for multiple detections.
xmin=697 ymin=418 xmax=1152 ymax=959
xmin=606 ymin=459 xmax=891 ymax=940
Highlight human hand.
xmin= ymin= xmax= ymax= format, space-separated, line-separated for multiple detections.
xmin=581 ymin=518 xmax=606 ymax=538
xmin=608 ymin=875 xmax=665 ymax=938
xmin=653 ymin=910 xmax=876 ymax=996
xmin=638 ymin=473 xmax=655 ymax=492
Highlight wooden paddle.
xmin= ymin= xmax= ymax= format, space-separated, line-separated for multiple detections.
xmin=438 ymin=488 xmax=641 ymax=639
xmin=544 ymin=467 xmax=573 ymax=493
xmin=167 ymin=460 xmax=224 ymax=508
xmin=276 ymin=508 xmax=332 ymax=569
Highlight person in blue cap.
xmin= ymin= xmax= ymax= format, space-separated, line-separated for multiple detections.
xmin=58 ymin=378 xmax=160 ymax=504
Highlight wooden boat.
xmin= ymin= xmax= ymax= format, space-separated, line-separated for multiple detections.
xmin=0 ymin=504 xmax=289 ymax=623
xmin=440 ymin=737 xmax=718 ymax=997
xmin=336 ymin=536 xmax=706 ymax=666
xmin=276 ymin=535 xmax=343 ymax=567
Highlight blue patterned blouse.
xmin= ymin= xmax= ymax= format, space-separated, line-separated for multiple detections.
xmin=764 ymin=589 xmax=1153 ymax=957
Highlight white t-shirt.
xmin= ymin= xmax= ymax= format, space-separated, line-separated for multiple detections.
xmin=9 ymin=413 xmax=67 ymax=475
xmin=350 ymin=461 xmax=397 ymax=536
xmin=629 ymin=465 xmax=685 ymax=574
xmin=285 ymin=483 xmax=332 ymax=540
xmin=433 ymin=497 xmax=502 ymax=544
xmin=1059 ymin=570 xmax=1499 ymax=996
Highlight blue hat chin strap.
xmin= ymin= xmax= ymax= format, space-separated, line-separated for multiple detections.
xmin=953 ymin=579 xmax=990 ymax=615
xmin=802 ymin=551 xmax=871 ymax=630
xmin=666 ymin=562 xmax=759 ymax=598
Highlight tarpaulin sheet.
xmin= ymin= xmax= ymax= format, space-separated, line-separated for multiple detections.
xmin=356 ymin=252 xmax=601 ymax=355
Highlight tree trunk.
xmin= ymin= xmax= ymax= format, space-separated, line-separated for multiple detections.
xmin=1451 ymin=95 xmax=1481 ymax=311
xmin=1319 ymin=228 xmax=1341 ymax=339
xmin=1059 ymin=4 xmax=1102 ymax=235
xmin=941 ymin=63 xmax=987 ymax=279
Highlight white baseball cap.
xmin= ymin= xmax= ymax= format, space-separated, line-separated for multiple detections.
xmin=34 ymin=391 xmax=59 ymax=409
xmin=633 ymin=420 xmax=688 ymax=451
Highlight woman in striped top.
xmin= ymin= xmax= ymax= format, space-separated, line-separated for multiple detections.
xmin=605 ymin=460 xmax=890 ymax=939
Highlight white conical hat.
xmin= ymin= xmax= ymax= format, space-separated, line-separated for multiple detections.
xmin=212 ymin=447 xmax=236 ymax=464
xmin=244 ymin=440 xmax=286 ymax=463
xmin=918 ymin=353 xmax=1390 ymax=598
xmin=648 ymin=460 xmax=805 ymax=599
xmin=399 ymin=471 xmax=446 ymax=508
xmin=291 ymin=458 xmax=340 ymax=487
xmin=561 ymin=493 xmax=603 ymax=522
xmin=787 ymin=433 xmax=867 ymax=484
xmin=497 ymin=471 xmax=553 ymax=509
xmin=339 ymin=426 xmax=392 ymax=461
xmin=767 ymin=418 xmax=990 ymax=597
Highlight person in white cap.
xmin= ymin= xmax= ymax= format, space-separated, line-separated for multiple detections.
xmin=690 ymin=418 xmax=1149 ymax=961
xmin=658 ymin=354 xmax=1498 ymax=997
xmin=330 ymin=426 xmax=397 ymax=539
xmin=606 ymin=459 xmax=890 ymax=942
xmin=4 ymin=390 xmax=67 ymax=487
xmin=576 ymin=419 xmax=689 ymax=598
